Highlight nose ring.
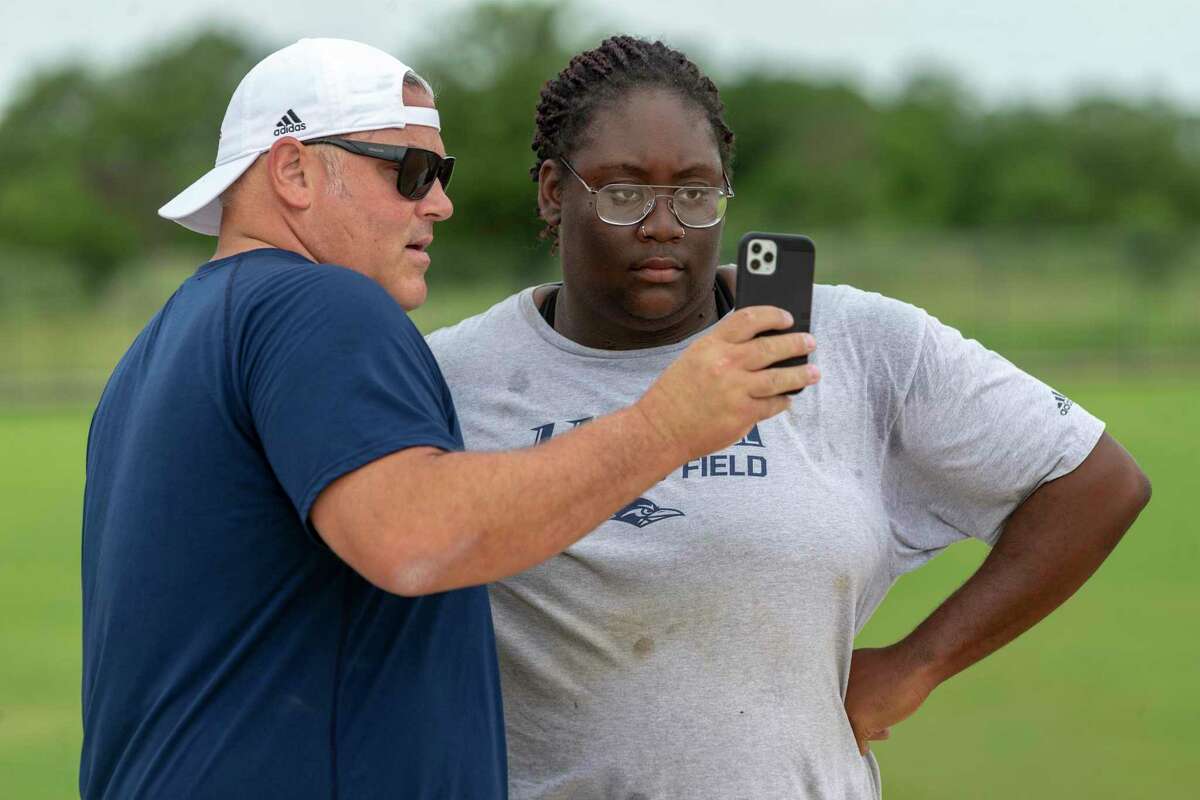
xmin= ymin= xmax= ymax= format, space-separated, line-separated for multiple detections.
xmin=638 ymin=223 xmax=685 ymax=240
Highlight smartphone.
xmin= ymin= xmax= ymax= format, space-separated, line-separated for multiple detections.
xmin=735 ymin=232 xmax=815 ymax=393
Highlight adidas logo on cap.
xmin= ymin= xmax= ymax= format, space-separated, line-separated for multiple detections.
xmin=274 ymin=109 xmax=307 ymax=136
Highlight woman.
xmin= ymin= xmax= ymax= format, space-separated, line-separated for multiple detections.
xmin=426 ymin=36 xmax=1149 ymax=799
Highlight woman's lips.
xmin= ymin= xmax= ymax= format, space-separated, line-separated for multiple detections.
xmin=633 ymin=258 xmax=684 ymax=284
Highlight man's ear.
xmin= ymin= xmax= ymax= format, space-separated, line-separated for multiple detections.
xmin=265 ymin=137 xmax=314 ymax=211
xmin=537 ymin=159 xmax=564 ymax=227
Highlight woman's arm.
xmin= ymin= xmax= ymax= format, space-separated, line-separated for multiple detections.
xmin=844 ymin=431 xmax=1151 ymax=754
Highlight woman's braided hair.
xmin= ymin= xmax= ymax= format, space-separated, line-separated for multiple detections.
xmin=531 ymin=35 xmax=735 ymax=243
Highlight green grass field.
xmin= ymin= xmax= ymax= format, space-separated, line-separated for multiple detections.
xmin=1 ymin=375 xmax=1195 ymax=798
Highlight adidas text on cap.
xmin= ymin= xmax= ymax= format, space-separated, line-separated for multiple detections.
xmin=158 ymin=38 xmax=442 ymax=236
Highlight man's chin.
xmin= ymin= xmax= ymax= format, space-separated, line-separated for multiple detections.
xmin=390 ymin=275 xmax=428 ymax=312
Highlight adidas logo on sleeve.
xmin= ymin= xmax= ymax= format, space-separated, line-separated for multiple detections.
xmin=1052 ymin=389 xmax=1074 ymax=416
xmin=274 ymin=109 xmax=306 ymax=136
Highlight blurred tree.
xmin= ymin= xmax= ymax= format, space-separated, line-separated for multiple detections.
xmin=0 ymin=67 xmax=137 ymax=294
xmin=967 ymin=108 xmax=1094 ymax=225
xmin=879 ymin=72 xmax=975 ymax=226
xmin=723 ymin=76 xmax=883 ymax=230
xmin=413 ymin=1 xmax=576 ymax=285
xmin=0 ymin=31 xmax=261 ymax=294
xmin=1 ymin=3 xmax=1198 ymax=296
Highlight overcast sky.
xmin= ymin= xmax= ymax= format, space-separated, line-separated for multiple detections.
xmin=2 ymin=0 xmax=1195 ymax=112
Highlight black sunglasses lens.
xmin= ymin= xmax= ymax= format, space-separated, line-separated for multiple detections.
xmin=397 ymin=150 xmax=449 ymax=200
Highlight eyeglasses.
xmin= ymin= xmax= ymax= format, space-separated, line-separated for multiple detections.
xmin=559 ymin=158 xmax=734 ymax=229
xmin=306 ymin=137 xmax=455 ymax=200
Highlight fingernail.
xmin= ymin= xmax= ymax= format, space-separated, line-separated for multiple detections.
xmin=803 ymin=333 xmax=815 ymax=350
xmin=782 ymin=311 xmax=794 ymax=326
xmin=807 ymin=365 xmax=821 ymax=382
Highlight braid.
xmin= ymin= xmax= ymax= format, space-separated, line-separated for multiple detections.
xmin=531 ymin=36 xmax=735 ymax=244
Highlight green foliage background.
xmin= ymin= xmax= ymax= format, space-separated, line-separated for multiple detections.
xmin=1 ymin=3 xmax=1198 ymax=294
xmin=0 ymin=3 xmax=1195 ymax=797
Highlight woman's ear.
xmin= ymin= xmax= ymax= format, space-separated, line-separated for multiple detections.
xmin=537 ymin=160 xmax=564 ymax=227
xmin=717 ymin=263 xmax=738 ymax=295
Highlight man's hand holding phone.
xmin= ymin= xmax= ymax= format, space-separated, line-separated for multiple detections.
xmin=636 ymin=306 xmax=819 ymax=463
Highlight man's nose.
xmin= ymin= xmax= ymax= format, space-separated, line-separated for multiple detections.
xmin=419 ymin=179 xmax=454 ymax=222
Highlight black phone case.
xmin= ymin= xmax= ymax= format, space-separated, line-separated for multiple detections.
xmin=734 ymin=232 xmax=815 ymax=391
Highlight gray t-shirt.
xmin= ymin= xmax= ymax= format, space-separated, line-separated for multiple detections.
xmin=426 ymin=283 xmax=1104 ymax=800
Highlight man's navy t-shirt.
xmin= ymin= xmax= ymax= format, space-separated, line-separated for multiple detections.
xmin=80 ymin=249 xmax=505 ymax=798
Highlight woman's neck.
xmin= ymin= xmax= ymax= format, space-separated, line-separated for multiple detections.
xmin=548 ymin=283 xmax=720 ymax=350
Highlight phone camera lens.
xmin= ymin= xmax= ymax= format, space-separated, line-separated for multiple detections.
xmin=751 ymin=242 xmax=762 ymax=254
xmin=750 ymin=259 xmax=761 ymax=271
xmin=764 ymin=251 xmax=775 ymax=263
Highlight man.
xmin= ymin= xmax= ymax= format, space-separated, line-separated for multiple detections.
xmin=79 ymin=38 xmax=817 ymax=798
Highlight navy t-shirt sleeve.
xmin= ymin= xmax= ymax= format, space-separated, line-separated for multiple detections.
xmin=235 ymin=264 xmax=461 ymax=525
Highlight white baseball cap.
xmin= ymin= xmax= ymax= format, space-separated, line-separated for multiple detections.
xmin=158 ymin=38 xmax=441 ymax=236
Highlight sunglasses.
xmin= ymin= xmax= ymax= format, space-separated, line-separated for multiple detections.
xmin=306 ymin=137 xmax=455 ymax=200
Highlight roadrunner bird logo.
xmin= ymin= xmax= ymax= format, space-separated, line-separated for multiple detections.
xmin=612 ymin=497 xmax=686 ymax=528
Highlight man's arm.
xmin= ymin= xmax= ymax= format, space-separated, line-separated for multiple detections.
xmin=844 ymin=432 xmax=1151 ymax=753
xmin=312 ymin=306 xmax=820 ymax=596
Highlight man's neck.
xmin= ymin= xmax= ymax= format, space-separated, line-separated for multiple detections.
xmin=211 ymin=229 xmax=315 ymax=264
